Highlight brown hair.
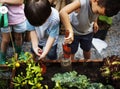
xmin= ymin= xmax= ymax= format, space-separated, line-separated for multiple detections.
xmin=98 ymin=0 xmax=120 ymax=17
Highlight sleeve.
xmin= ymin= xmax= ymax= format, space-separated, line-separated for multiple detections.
xmin=49 ymin=23 xmax=60 ymax=38
xmin=26 ymin=20 xmax=35 ymax=31
xmin=80 ymin=0 xmax=86 ymax=7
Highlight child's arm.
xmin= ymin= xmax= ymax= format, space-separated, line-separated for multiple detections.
xmin=93 ymin=17 xmax=99 ymax=33
xmin=30 ymin=30 xmax=42 ymax=56
xmin=59 ymin=0 xmax=80 ymax=44
xmin=39 ymin=22 xmax=59 ymax=60
xmin=39 ymin=36 xmax=55 ymax=60
xmin=0 ymin=0 xmax=23 ymax=5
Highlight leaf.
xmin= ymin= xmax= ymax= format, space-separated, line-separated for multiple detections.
xmin=28 ymin=80 xmax=34 ymax=85
xmin=99 ymin=15 xmax=112 ymax=25
xmin=34 ymin=78 xmax=37 ymax=84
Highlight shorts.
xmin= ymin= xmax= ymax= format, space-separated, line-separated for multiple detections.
xmin=31 ymin=44 xmax=58 ymax=60
xmin=1 ymin=20 xmax=27 ymax=33
xmin=69 ymin=32 xmax=94 ymax=54
xmin=26 ymin=20 xmax=35 ymax=31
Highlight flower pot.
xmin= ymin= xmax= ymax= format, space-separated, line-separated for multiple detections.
xmin=94 ymin=30 xmax=108 ymax=40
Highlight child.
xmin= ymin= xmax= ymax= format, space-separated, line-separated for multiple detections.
xmin=0 ymin=0 xmax=26 ymax=64
xmin=24 ymin=0 xmax=60 ymax=60
xmin=60 ymin=0 xmax=120 ymax=60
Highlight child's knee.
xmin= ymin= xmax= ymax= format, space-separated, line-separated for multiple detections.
xmin=2 ymin=38 xmax=10 ymax=44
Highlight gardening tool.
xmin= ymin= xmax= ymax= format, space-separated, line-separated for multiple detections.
xmin=36 ymin=59 xmax=46 ymax=74
xmin=0 ymin=51 xmax=6 ymax=64
xmin=61 ymin=30 xmax=72 ymax=71
xmin=36 ymin=49 xmax=47 ymax=74
xmin=0 ymin=4 xmax=8 ymax=27
xmin=0 ymin=4 xmax=8 ymax=64
xmin=38 ymin=60 xmax=46 ymax=74
xmin=62 ymin=30 xmax=71 ymax=59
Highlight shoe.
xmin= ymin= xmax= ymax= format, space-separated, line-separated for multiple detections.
xmin=14 ymin=44 xmax=22 ymax=55
xmin=0 ymin=51 xmax=6 ymax=64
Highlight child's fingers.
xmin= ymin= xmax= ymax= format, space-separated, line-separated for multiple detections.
xmin=39 ymin=56 xmax=45 ymax=61
xmin=64 ymin=37 xmax=73 ymax=44
xmin=38 ymin=49 xmax=43 ymax=55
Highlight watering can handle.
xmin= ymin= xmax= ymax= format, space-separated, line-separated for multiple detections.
xmin=0 ymin=3 xmax=2 ymax=26
xmin=3 ymin=12 xmax=8 ymax=27
xmin=0 ymin=4 xmax=8 ymax=27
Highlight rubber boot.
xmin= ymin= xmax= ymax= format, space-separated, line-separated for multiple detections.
xmin=15 ymin=45 xmax=22 ymax=56
xmin=0 ymin=51 xmax=6 ymax=64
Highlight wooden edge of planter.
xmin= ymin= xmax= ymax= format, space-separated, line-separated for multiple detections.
xmin=0 ymin=59 xmax=103 ymax=68
xmin=0 ymin=64 xmax=9 ymax=68
xmin=0 ymin=65 xmax=11 ymax=71
xmin=43 ymin=59 xmax=103 ymax=63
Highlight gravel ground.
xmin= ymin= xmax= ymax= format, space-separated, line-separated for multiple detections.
xmin=0 ymin=12 xmax=120 ymax=60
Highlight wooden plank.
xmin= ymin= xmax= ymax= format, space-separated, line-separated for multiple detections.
xmin=10 ymin=53 xmax=18 ymax=89
xmin=42 ymin=59 xmax=103 ymax=63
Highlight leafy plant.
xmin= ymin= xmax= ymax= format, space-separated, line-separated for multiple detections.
xmin=6 ymin=52 xmax=33 ymax=69
xmin=100 ymin=55 xmax=120 ymax=81
xmin=7 ymin=52 xmax=48 ymax=89
xmin=13 ymin=59 xmax=48 ymax=89
xmin=52 ymin=71 xmax=114 ymax=89
xmin=98 ymin=15 xmax=112 ymax=25
xmin=98 ymin=15 xmax=112 ymax=30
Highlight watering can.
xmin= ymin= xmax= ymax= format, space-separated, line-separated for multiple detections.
xmin=0 ymin=4 xmax=8 ymax=27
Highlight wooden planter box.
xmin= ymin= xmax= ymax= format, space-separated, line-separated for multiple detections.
xmin=41 ymin=59 xmax=119 ymax=89
xmin=0 ymin=59 xmax=119 ymax=89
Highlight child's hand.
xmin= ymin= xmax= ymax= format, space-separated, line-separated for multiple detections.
xmin=93 ymin=22 xmax=99 ymax=33
xmin=39 ymin=53 xmax=46 ymax=60
xmin=38 ymin=49 xmax=43 ymax=55
xmin=64 ymin=31 xmax=74 ymax=44
xmin=33 ymin=47 xmax=43 ymax=56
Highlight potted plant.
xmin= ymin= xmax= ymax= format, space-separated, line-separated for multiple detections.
xmin=94 ymin=15 xmax=112 ymax=40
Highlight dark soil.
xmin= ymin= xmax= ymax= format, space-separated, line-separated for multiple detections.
xmin=41 ymin=62 xmax=108 ymax=89
xmin=13 ymin=61 xmax=119 ymax=89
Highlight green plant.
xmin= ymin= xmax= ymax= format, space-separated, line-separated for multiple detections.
xmin=100 ymin=55 xmax=120 ymax=81
xmin=97 ymin=15 xmax=112 ymax=30
xmin=13 ymin=59 xmax=48 ymax=89
xmin=52 ymin=71 xmax=114 ymax=89
xmin=98 ymin=15 xmax=112 ymax=25
xmin=6 ymin=52 xmax=33 ymax=69
xmin=7 ymin=52 xmax=48 ymax=89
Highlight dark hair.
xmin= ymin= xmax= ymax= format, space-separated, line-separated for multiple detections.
xmin=98 ymin=0 xmax=120 ymax=17
xmin=24 ymin=0 xmax=51 ymax=26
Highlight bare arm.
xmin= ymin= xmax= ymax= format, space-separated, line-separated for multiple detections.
xmin=39 ymin=36 xmax=55 ymax=59
xmin=30 ymin=30 xmax=41 ymax=56
xmin=93 ymin=17 xmax=99 ymax=33
xmin=0 ymin=0 xmax=23 ymax=5
xmin=59 ymin=0 xmax=81 ymax=44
